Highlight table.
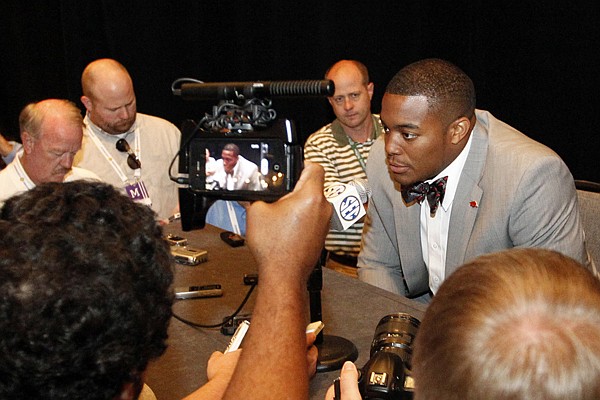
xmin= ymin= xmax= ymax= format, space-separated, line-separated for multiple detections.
xmin=145 ymin=222 xmax=428 ymax=400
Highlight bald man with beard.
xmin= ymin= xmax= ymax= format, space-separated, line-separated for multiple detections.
xmin=74 ymin=58 xmax=181 ymax=222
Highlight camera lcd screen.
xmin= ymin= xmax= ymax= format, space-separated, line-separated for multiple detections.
xmin=188 ymin=137 xmax=296 ymax=198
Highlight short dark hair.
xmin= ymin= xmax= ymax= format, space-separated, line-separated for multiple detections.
xmin=385 ymin=58 xmax=476 ymax=123
xmin=0 ymin=181 xmax=174 ymax=400
xmin=223 ymin=143 xmax=240 ymax=156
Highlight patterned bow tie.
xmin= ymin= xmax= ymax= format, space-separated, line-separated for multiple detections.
xmin=401 ymin=176 xmax=448 ymax=215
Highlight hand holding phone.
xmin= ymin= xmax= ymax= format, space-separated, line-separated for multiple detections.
xmin=224 ymin=320 xmax=324 ymax=354
xmin=306 ymin=321 xmax=325 ymax=335
xmin=224 ymin=320 xmax=250 ymax=353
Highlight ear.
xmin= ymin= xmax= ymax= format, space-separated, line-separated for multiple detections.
xmin=366 ymin=82 xmax=374 ymax=99
xmin=21 ymin=131 xmax=35 ymax=154
xmin=448 ymin=116 xmax=472 ymax=145
xmin=80 ymin=95 xmax=92 ymax=112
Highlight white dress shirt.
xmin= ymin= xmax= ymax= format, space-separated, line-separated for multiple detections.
xmin=420 ymin=134 xmax=473 ymax=293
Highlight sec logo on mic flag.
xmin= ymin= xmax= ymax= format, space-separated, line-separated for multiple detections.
xmin=324 ymin=182 xmax=366 ymax=231
xmin=339 ymin=195 xmax=361 ymax=221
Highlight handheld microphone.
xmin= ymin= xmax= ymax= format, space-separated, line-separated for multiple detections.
xmin=324 ymin=179 xmax=371 ymax=231
xmin=175 ymin=80 xmax=334 ymax=100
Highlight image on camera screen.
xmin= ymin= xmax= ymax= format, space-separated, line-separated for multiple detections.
xmin=189 ymin=138 xmax=289 ymax=195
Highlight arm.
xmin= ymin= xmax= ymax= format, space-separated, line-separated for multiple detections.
xmin=0 ymin=134 xmax=21 ymax=164
xmin=222 ymin=162 xmax=332 ymax=399
xmin=357 ymin=193 xmax=409 ymax=295
xmin=303 ymin=134 xmax=340 ymax=186
xmin=183 ymin=332 xmax=318 ymax=400
xmin=182 ymin=351 xmax=242 ymax=400
xmin=356 ymin=138 xmax=410 ymax=296
xmin=509 ymin=156 xmax=589 ymax=268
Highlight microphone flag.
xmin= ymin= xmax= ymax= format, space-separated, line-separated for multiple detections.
xmin=324 ymin=182 xmax=366 ymax=231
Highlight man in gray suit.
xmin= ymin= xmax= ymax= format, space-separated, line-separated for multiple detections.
xmin=358 ymin=58 xmax=593 ymax=300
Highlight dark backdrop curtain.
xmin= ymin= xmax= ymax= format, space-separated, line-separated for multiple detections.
xmin=1 ymin=0 xmax=598 ymax=181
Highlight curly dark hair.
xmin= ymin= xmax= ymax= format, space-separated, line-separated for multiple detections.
xmin=385 ymin=58 xmax=476 ymax=125
xmin=0 ymin=181 xmax=174 ymax=400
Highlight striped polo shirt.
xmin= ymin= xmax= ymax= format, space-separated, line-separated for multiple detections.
xmin=303 ymin=114 xmax=384 ymax=257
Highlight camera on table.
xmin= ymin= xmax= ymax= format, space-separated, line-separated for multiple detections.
xmin=172 ymin=79 xmax=334 ymax=231
xmin=358 ymin=313 xmax=420 ymax=400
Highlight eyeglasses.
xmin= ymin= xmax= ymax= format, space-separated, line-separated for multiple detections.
xmin=116 ymin=139 xmax=141 ymax=170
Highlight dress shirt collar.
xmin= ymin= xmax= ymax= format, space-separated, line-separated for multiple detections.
xmin=426 ymin=132 xmax=474 ymax=212
xmin=331 ymin=114 xmax=383 ymax=146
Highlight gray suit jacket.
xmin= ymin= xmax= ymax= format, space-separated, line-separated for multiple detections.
xmin=358 ymin=110 xmax=591 ymax=297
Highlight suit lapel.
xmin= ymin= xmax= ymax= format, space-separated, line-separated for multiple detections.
xmin=446 ymin=114 xmax=487 ymax=272
xmin=393 ymin=181 xmax=429 ymax=294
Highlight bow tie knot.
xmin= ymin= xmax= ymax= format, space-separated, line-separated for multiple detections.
xmin=401 ymin=176 xmax=448 ymax=215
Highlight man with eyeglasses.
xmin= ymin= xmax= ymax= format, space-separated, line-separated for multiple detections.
xmin=304 ymin=60 xmax=385 ymax=277
xmin=0 ymin=99 xmax=98 ymax=207
xmin=74 ymin=58 xmax=181 ymax=223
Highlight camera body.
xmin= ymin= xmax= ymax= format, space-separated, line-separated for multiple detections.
xmin=178 ymin=118 xmax=303 ymax=231
xmin=174 ymin=79 xmax=334 ymax=231
xmin=358 ymin=313 xmax=420 ymax=400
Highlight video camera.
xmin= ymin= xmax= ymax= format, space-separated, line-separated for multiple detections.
xmin=172 ymin=79 xmax=334 ymax=231
xmin=358 ymin=313 xmax=420 ymax=400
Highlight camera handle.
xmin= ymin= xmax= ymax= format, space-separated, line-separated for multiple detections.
xmin=308 ymin=249 xmax=358 ymax=372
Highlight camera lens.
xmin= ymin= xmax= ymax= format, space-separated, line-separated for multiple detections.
xmin=370 ymin=313 xmax=420 ymax=369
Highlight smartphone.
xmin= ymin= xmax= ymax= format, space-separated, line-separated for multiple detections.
xmin=171 ymin=246 xmax=208 ymax=266
xmin=224 ymin=319 xmax=251 ymax=353
xmin=174 ymin=284 xmax=223 ymax=299
xmin=306 ymin=321 xmax=325 ymax=335
xmin=220 ymin=231 xmax=245 ymax=247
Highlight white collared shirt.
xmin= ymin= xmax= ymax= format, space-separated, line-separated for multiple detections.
xmin=74 ymin=112 xmax=182 ymax=220
xmin=420 ymin=133 xmax=474 ymax=294
xmin=0 ymin=153 xmax=100 ymax=207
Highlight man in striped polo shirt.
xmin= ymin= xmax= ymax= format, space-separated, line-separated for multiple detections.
xmin=304 ymin=60 xmax=384 ymax=277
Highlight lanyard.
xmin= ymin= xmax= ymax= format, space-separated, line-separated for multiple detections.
xmin=347 ymin=137 xmax=368 ymax=173
xmin=87 ymin=126 xmax=141 ymax=183
xmin=226 ymin=201 xmax=242 ymax=235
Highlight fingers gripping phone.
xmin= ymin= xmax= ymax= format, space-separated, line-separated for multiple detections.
xmin=224 ymin=320 xmax=324 ymax=353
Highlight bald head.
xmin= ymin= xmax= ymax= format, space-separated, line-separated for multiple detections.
xmin=81 ymin=59 xmax=132 ymax=100
xmin=325 ymin=60 xmax=369 ymax=85
xmin=80 ymin=59 xmax=137 ymax=134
